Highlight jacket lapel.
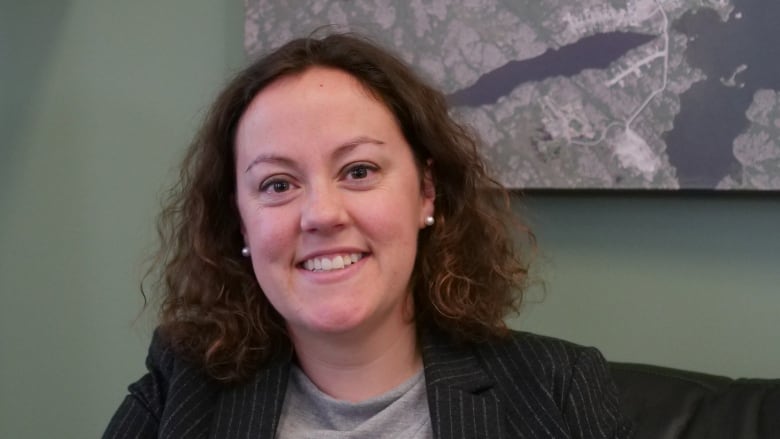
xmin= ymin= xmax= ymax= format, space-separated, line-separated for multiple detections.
xmin=209 ymin=350 xmax=292 ymax=439
xmin=421 ymin=330 xmax=507 ymax=439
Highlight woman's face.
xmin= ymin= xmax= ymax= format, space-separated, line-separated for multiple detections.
xmin=234 ymin=67 xmax=435 ymax=339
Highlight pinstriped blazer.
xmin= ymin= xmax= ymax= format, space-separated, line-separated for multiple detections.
xmin=104 ymin=329 xmax=632 ymax=438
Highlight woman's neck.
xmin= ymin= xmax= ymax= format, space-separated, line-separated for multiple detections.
xmin=288 ymin=319 xmax=421 ymax=402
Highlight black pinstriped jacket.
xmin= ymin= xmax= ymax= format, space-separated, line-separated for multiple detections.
xmin=104 ymin=329 xmax=633 ymax=438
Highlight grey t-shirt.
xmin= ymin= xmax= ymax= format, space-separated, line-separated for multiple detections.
xmin=276 ymin=365 xmax=432 ymax=438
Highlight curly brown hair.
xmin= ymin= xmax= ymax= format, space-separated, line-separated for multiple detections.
xmin=150 ymin=32 xmax=534 ymax=382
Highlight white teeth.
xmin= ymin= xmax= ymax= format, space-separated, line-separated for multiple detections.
xmin=303 ymin=253 xmax=363 ymax=272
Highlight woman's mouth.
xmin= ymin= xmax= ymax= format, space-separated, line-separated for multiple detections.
xmin=301 ymin=253 xmax=365 ymax=272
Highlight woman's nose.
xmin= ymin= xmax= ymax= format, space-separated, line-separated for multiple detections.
xmin=300 ymin=183 xmax=348 ymax=233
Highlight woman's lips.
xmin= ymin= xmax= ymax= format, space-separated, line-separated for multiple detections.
xmin=301 ymin=253 xmax=365 ymax=272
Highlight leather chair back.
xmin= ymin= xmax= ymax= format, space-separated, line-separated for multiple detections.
xmin=610 ymin=362 xmax=780 ymax=439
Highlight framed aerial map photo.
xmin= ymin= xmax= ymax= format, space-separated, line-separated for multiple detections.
xmin=244 ymin=0 xmax=780 ymax=190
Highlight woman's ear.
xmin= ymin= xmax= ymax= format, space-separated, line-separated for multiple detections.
xmin=422 ymin=167 xmax=436 ymax=203
xmin=421 ymin=161 xmax=436 ymax=222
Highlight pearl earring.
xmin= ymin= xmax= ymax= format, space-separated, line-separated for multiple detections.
xmin=424 ymin=216 xmax=435 ymax=226
xmin=241 ymin=246 xmax=250 ymax=257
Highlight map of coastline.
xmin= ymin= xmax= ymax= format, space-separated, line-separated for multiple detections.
xmin=245 ymin=0 xmax=780 ymax=190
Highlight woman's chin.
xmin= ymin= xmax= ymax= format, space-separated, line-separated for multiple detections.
xmin=294 ymin=308 xmax=369 ymax=336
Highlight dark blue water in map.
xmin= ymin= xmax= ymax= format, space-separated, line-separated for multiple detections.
xmin=667 ymin=0 xmax=780 ymax=188
xmin=448 ymin=32 xmax=656 ymax=107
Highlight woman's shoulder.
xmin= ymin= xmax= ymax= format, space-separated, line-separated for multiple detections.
xmin=478 ymin=330 xmax=633 ymax=437
xmin=494 ymin=329 xmax=604 ymax=357
xmin=476 ymin=329 xmax=613 ymax=384
xmin=130 ymin=329 xmax=219 ymax=408
xmin=146 ymin=328 xmax=177 ymax=370
xmin=423 ymin=327 xmax=612 ymax=385
xmin=103 ymin=330 xmax=221 ymax=438
xmin=142 ymin=328 xmax=191 ymax=378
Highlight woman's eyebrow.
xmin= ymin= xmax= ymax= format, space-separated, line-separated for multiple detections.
xmin=332 ymin=136 xmax=385 ymax=160
xmin=244 ymin=154 xmax=297 ymax=173
xmin=244 ymin=136 xmax=385 ymax=173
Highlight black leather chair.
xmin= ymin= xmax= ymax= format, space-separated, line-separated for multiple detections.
xmin=610 ymin=362 xmax=780 ymax=439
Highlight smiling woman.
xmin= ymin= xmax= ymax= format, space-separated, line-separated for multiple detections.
xmin=235 ymin=68 xmax=433 ymax=398
xmin=104 ymin=32 xmax=633 ymax=438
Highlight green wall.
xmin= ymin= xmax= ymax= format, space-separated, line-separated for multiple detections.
xmin=1 ymin=1 xmax=778 ymax=437
xmin=1 ymin=1 xmax=245 ymax=437
xmin=510 ymin=194 xmax=780 ymax=378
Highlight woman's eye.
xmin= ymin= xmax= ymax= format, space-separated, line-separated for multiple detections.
xmin=271 ymin=181 xmax=290 ymax=192
xmin=260 ymin=179 xmax=291 ymax=193
xmin=347 ymin=164 xmax=373 ymax=180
